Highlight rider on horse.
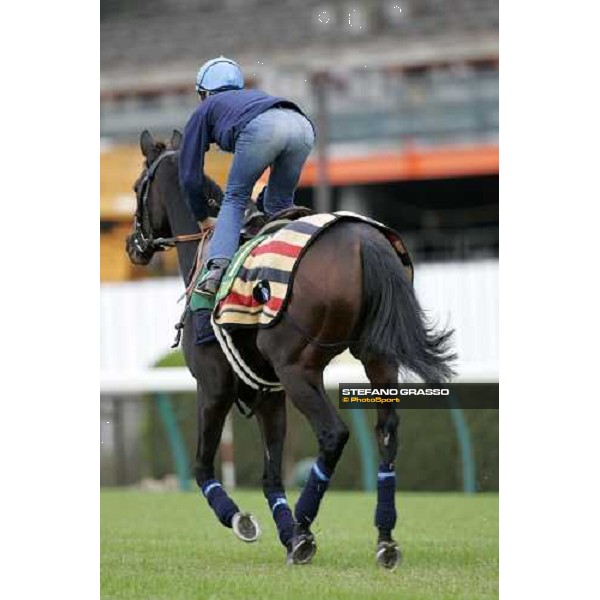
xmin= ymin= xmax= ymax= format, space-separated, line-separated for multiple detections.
xmin=179 ymin=56 xmax=315 ymax=297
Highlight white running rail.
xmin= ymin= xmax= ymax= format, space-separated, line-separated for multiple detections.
xmin=100 ymin=259 xmax=499 ymax=384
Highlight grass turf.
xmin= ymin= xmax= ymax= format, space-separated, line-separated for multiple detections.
xmin=101 ymin=490 xmax=498 ymax=600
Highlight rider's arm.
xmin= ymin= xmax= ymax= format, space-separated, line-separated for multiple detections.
xmin=179 ymin=105 xmax=211 ymax=222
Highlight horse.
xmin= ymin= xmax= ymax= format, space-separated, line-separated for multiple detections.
xmin=125 ymin=129 xmax=456 ymax=569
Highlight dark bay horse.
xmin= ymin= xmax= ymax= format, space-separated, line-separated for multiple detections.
xmin=126 ymin=130 xmax=455 ymax=569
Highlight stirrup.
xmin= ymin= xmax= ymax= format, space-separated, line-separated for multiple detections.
xmin=196 ymin=276 xmax=220 ymax=297
xmin=195 ymin=259 xmax=230 ymax=297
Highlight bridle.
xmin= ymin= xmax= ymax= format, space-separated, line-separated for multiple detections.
xmin=131 ymin=149 xmax=208 ymax=256
xmin=129 ymin=146 xmax=225 ymax=348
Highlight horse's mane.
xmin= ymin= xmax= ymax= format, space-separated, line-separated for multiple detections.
xmin=161 ymin=137 xmax=224 ymax=205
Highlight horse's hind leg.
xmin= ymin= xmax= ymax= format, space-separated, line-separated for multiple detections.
xmin=254 ymin=393 xmax=295 ymax=554
xmin=364 ymin=358 xmax=403 ymax=570
xmin=275 ymin=364 xmax=350 ymax=564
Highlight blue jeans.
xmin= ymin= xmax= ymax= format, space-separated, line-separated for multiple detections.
xmin=208 ymin=108 xmax=315 ymax=261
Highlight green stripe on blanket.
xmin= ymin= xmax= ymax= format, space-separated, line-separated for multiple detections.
xmin=189 ymin=234 xmax=270 ymax=312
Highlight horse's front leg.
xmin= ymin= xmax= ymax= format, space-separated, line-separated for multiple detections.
xmin=365 ymin=359 xmax=402 ymax=569
xmin=255 ymin=393 xmax=295 ymax=559
xmin=193 ymin=355 xmax=260 ymax=542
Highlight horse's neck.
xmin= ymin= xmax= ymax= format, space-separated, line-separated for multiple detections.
xmin=164 ymin=194 xmax=201 ymax=286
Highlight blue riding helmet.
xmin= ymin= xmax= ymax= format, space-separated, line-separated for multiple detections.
xmin=196 ymin=57 xmax=244 ymax=93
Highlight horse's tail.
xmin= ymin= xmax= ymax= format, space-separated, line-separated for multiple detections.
xmin=354 ymin=229 xmax=457 ymax=383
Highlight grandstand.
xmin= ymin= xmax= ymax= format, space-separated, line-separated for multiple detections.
xmin=101 ymin=0 xmax=498 ymax=277
xmin=101 ymin=0 xmax=498 ymax=141
xmin=101 ymin=1 xmax=498 ymax=73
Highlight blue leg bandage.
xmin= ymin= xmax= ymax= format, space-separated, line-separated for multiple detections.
xmin=374 ymin=463 xmax=397 ymax=534
xmin=266 ymin=492 xmax=294 ymax=547
xmin=294 ymin=457 xmax=331 ymax=528
xmin=201 ymin=479 xmax=239 ymax=528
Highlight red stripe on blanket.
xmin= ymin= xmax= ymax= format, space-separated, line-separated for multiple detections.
xmin=266 ymin=296 xmax=283 ymax=312
xmin=220 ymin=291 xmax=284 ymax=313
xmin=251 ymin=240 xmax=303 ymax=258
xmin=221 ymin=291 xmax=255 ymax=308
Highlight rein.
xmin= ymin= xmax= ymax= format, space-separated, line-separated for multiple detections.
xmin=184 ymin=227 xmax=213 ymax=297
xmin=153 ymin=231 xmax=207 ymax=248
xmin=170 ymin=226 xmax=214 ymax=349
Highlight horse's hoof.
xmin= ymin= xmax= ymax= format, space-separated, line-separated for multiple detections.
xmin=232 ymin=512 xmax=261 ymax=542
xmin=287 ymin=531 xmax=317 ymax=565
xmin=376 ymin=540 xmax=402 ymax=570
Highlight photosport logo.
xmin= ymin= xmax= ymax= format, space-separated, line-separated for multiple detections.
xmin=338 ymin=383 xmax=499 ymax=409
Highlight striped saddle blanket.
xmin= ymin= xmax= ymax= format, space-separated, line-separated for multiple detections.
xmin=212 ymin=211 xmax=413 ymax=332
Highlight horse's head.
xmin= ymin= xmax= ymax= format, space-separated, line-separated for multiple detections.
xmin=125 ymin=129 xmax=182 ymax=265
xmin=125 ymin=128 xmax=267 ymax=266
xmin=126 ymin=129 xmax=227 ymax=266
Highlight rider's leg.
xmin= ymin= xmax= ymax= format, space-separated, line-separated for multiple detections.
xmin=199 ymin=110 xmax=313 ymax=295
xmin=262 ymin=110 xmax=314 ymax=217
xmin=199 ymin=112 xmax=288 ymax=295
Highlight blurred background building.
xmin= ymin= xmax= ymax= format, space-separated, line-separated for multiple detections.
xmin=100 ymin=0 xmax=498 ymax=491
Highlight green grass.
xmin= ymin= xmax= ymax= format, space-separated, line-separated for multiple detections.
xmin=101 ymin=490 xmax=498 ymax=600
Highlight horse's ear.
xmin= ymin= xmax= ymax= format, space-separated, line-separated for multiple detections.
xmin=140 ymin=130 xmax=155 ymax=157
xmin=170 ymin=129 xmax=183 ymax=150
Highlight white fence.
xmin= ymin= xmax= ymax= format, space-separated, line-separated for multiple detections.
xmin=100 ymin=259 xmax=498 ymax=383
xmin=100 ymin=261 xmax=498 ymax=487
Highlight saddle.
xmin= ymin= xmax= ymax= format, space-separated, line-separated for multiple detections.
xmin=241 ymin=205 xmax=314 ymax=239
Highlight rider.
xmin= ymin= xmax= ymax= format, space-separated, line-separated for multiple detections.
xmin=179 ymin=56 xmax=315 ymax=297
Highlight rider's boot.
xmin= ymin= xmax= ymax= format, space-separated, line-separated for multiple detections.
xmin=196 ymin=258 xmax=230 ymax=297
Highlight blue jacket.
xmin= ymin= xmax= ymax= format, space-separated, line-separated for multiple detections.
xmin=179 ymin=89 xmax=305 ymax=221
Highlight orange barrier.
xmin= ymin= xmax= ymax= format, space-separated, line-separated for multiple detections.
xmin=102 ymin=142 xmax=498 ymax=218
xmin=297 ymin=144 xmax=499 ymax=186
xmin=100 ymin=142 xmax=497 ymax=281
